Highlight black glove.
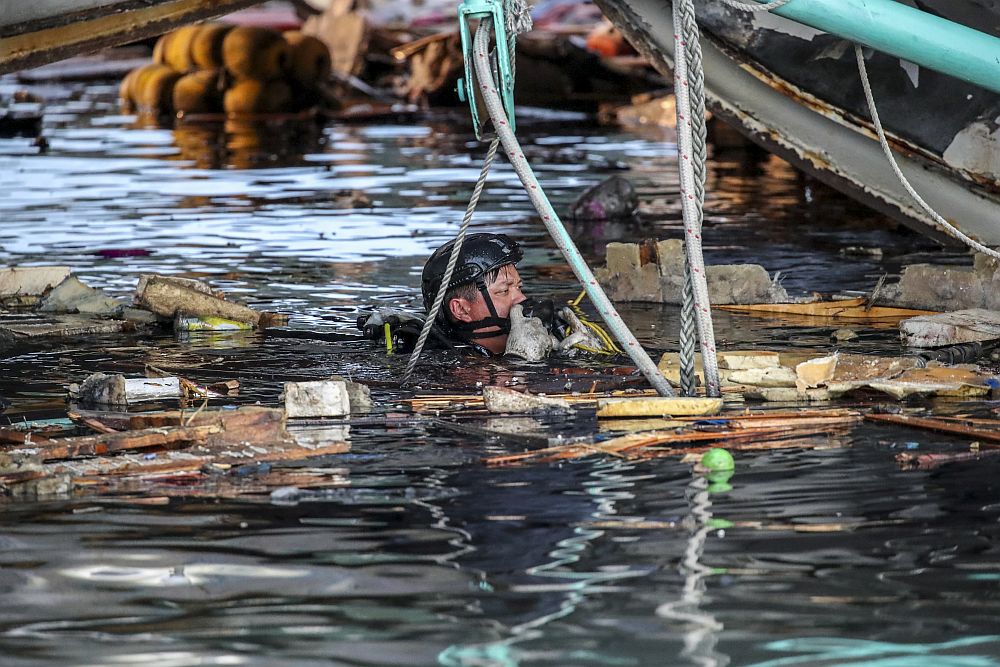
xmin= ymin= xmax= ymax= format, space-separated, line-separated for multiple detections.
xmin=357 ymin=307 xmax=452 ymax=353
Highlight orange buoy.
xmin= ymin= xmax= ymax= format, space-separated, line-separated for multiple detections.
xmin=222 ymin=27 xmax=289 ymax=81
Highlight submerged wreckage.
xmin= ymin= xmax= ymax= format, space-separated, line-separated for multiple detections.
xmin=4 ymin=1 xmax=1000 ymax=498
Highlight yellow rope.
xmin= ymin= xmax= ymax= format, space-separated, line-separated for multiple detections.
xmin=563 ymin=291 xmax=622 ymax=355
xmin=384 ymin=323 xmax=394 ymax=354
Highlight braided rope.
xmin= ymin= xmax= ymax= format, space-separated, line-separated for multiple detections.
xmin=855 ymin=45 xmax=1000 ymax=260
xmin=674 ymin=0 xmax=721 ymax=397
xmin=679 ymin=269 xmax=698 ymax=396
xmin=677 ymin=0 xmax=709 ymax=397
xmin=720 ymin=0 xmax=795 ymax=11
xmin=505 ymin=0 xmax=533 ymax=36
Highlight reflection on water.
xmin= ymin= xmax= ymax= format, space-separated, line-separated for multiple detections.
xmin=1 ymin=74 xmax=999 ymax=666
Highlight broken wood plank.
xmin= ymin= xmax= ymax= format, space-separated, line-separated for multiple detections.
xmin=0 ymin=427 xmax=52 ymax=446
xmin=484 ymin=421 xmax=853 ymax=466
xmin=14 ymin=424 xmax=222 ymax=461
xmin=408 ymin=389 xmax=660 ymax=413
xmin=67 ymin=411 xmax=120 ymax=434
xmin=11 ymin=407 xmax=290 ymax=462
xmin=866 ymin=413 xmax=1000 ymax=446
xmin=55 ymin=441 xmax=350 ymax=483
xmin=596 ymin=396 xmax=722 ymax=418
xmin=719 ymin=297 xmax=935 ymax=324
xmin=0 ymin=314 xmax=127 ymax=344
xmin=896 ymin=448 xmax=1000 ymax=469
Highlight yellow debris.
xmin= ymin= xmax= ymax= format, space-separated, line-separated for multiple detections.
xmin=596 ymin=396 xmax=723 ymax=418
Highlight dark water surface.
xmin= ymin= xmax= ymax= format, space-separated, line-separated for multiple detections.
xmin=1 ymin=73 xmax=999 ymax=667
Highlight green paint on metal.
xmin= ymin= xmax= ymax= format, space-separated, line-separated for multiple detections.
xmin=758 ymin=0 xmax=1000 ymax=95
xmin=458 ymin=0 xmax=516 ymax=139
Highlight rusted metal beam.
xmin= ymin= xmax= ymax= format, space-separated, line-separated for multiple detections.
xmin=0 ymin=0 xmax=263 ymax=75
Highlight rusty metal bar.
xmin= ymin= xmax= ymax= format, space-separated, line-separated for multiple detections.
xmin=0 ymin=0 xmax=262 ymax=75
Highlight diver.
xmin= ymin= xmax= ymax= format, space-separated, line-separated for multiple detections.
xmin=358 ymin=233 xmax=617 ymax=360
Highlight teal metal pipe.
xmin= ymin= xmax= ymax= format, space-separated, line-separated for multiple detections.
xmin=753 ymin=0 xmax=1000 ymax=95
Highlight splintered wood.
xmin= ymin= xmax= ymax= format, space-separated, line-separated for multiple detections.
xmin=0 ymin=406 xmax=350 ymax=496
xmin=866 ymin=413 xmax=1000 ymax=446
xmin=484 ymin=409 xmax=861 ymax=466
xmin=408 ymin=389 xmax=661 ymax=414
xmin=718 ymin=297 xmax=935 ymax=326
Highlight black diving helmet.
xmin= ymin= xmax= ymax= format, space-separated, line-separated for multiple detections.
xmin=420 ymin=232 xmax=523 ymax=338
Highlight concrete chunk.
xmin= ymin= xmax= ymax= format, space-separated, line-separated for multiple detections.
xmin=40 ymin=276 xmax=125 ymax=315
xmin=900 ymin=309 xmax=1000 ymax=348
xmin=68 ymin=373 xmax=182 ymax=406
xmin=599 ymin=238 xmax=788 ymax=304
xmin=284 ymin=380 xmax=350 ymax=418
xmin=727 ymin=366 xmax=798 ymax=388
xmin=605 ymin=242 xmax=641 ymax=276
xmin=889 ymin=264 xmax=985 ymax=311
xmin=0 ymin=266 xmax=71 ymax=297
xmin=706 ymin=264 xmax=787 ymax=305
xmin=717 ymin=350 xmax=781 ymax=370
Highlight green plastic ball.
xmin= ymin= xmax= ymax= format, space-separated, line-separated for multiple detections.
xmin=701 ymin=447 xmax=735 ymax=471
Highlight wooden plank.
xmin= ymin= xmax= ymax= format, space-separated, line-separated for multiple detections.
xmin=865 ymin=413 xmax=1000 ymax=445
xmin=0 ymin=314 xmax=126 ymax=341
xmin=718 ymin=297 xmax=936 ymax=323
xmin=14 ymin=424 xmax=222 ymax=461
xmin=596 ymin=396 xmax=723 ymax=418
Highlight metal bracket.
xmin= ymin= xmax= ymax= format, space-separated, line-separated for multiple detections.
xmin=457 ymin=0 xmax=516 ymax=140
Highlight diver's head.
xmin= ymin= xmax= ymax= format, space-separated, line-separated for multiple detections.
xmin=421 ymin=233 xmax=526 ymax=354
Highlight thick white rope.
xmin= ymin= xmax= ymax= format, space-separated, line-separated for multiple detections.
xmin=674 ymin=0 xmax=721 ymax=397
xmin=854 ymin=45 xmax=1000 ymax=260
xmin=474 ymin=20 xmax=676 ymax=396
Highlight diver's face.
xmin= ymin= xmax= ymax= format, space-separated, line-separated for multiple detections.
xmin=449 ymin=265 xmax=526 ymax=355
xmin=478 ymin=265 xmax=526 ymax=321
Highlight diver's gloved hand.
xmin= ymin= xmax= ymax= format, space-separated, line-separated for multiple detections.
xmin=357 ymin=307 xmax=450 ymax=353
xmin=504 ymin=304 xmax=557 ymax=361
xmin=555 ymin=306 xmax=617 ymax=355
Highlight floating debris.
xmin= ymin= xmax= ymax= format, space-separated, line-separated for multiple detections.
xmin=482 ymin=386 xmax=573 ymax=414
xmin=0 ymin=266 xmax=71 ymax=307
xmin=136 ymin=274 xmax=285 ymax=328
xmin=283 ymin=380 xmax=351 ymax=418
xmin=595 ymin=396 xmax=722 ymax=418
xmin=900 ymin=309 xmax=1000 ymax=348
